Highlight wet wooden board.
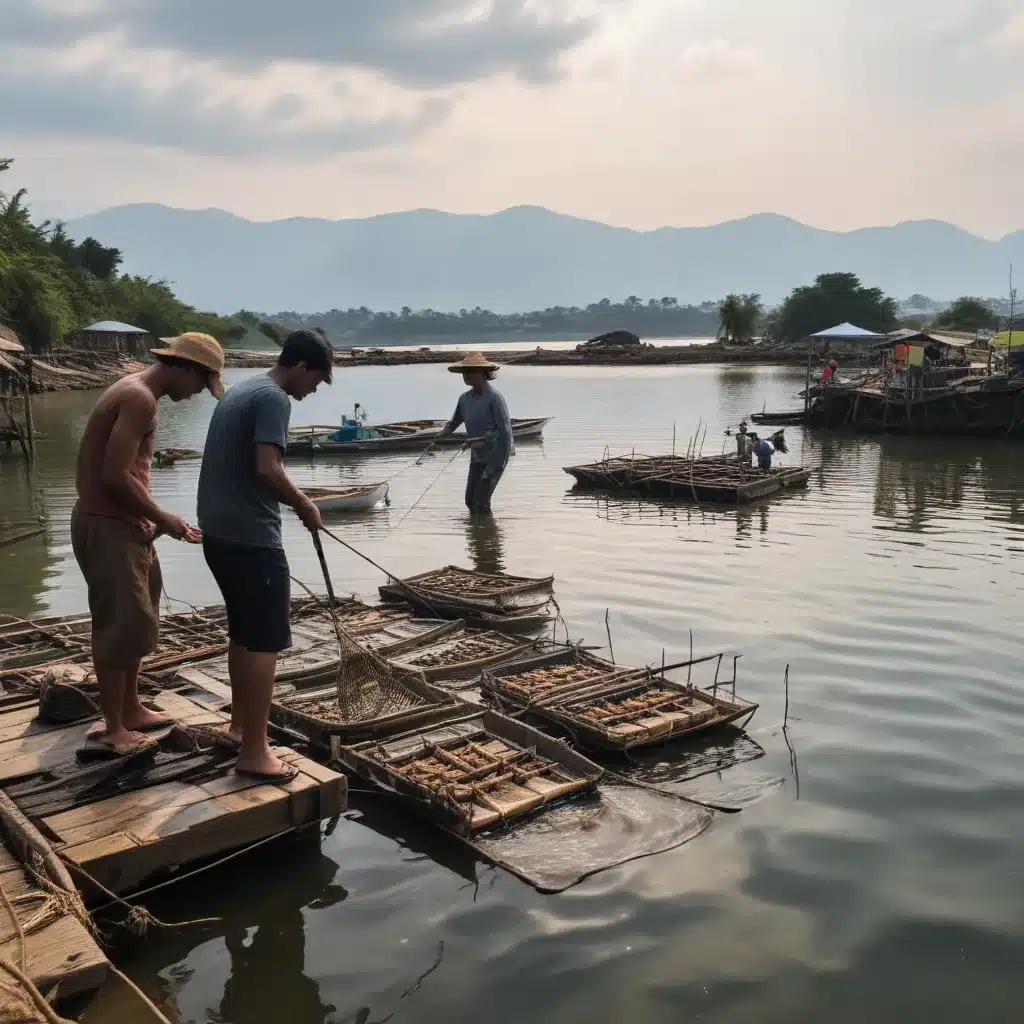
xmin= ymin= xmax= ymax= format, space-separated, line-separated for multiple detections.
xmin=0 ymin=842 xmax=109 ymax=1000
xmin=0 ymin=688 xmax=347 ymax=898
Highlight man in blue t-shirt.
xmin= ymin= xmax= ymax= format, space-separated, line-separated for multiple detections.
xmin=197 ymin=330 xmax=333 ymax=783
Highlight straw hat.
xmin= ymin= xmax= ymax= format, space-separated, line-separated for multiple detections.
xmin=151 ymin=332 xmax=225 ymax=398
xmin=448 ymin=352 xmax=499 ymax=374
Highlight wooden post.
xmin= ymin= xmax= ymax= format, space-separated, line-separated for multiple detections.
xmin=804 ymin=337 xmax=812 ymax=422
xmin=22 ymin=355 xmax=35 ymax=460
xmin=905 ymin=358 xmax=911 ymax=426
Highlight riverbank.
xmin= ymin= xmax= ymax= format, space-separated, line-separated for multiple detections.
xmin=224 ymin=339 xmax=853 ymax=370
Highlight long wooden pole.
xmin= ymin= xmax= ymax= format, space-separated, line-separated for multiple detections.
xmin=804 ymin=337 xmax=812 ymax=422
xmin=22 ymin=356 xmax=35 ymax=460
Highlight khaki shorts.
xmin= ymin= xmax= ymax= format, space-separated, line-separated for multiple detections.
xmin=70 ymin=505 xmax=162 ymax=667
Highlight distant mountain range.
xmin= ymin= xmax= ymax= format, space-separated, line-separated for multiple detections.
xmin=65 ymin=204 xmax=1024 ymax=315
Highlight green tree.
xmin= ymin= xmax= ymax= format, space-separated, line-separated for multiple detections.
xmin=933 ymin=296 xmax=997 ymax=331
xmin=773 ymin=272 xmax=898 ymax=342
xmin=717 ymin=292 xmax=762 ymax=343
xmin=0 ymin=157 xmax=244 ymax=350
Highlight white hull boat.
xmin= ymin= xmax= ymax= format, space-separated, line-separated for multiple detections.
xmin=301 ymin=482 xmax=390 ymax=513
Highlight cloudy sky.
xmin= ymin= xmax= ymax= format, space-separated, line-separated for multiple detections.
xmin=2 ymin=0 xmax=1022 ymax=236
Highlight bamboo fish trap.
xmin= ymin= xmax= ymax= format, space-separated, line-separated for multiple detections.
xmin=386 ymin=628 xmax=532 ymax=681
xmin=338 ymin=710 xmax=603 ymax=836
xmin=378 ymin=565 xmax=554 ymax=620
xmin=484 ymin=651 xmax=759 ymax=751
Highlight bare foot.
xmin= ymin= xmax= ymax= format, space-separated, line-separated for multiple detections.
xmin=123 ymin=704 xmax=174 ymax=732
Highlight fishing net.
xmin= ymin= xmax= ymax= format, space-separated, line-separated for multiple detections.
xmin=329 ymin=616 xmax=428 ymax=722
xmin=310 ymin=533 xmax=431 ymax=722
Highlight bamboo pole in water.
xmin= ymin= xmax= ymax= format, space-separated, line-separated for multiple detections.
xmin=804 ymin=337 xmax=812 ymax=422
xmin=22 ymin=356 xmax=35 ymax=460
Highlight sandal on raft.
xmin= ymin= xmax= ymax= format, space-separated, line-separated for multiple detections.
xmin=234 ymin=763 xmax=300 ymax=784
xmin=76 ymin=731 xmax=159 ymax=762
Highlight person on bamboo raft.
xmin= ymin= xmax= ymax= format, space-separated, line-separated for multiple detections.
xmin=72 ymin=332 xmax=225 ymax=758
xmin=820 ymin=359 xmax=838 ymax=385
xmin=441 ymin=353 xmax=514 ymax=516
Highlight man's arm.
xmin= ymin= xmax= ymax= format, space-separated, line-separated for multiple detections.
xmin=102 ymin=390 xmax=188 ymax=536
xmin=441 ymin=396 xmax=464 ymax=436
xmin=255 ymin=444 xmax=323 ymax=532
xmin=486 ymin=391 xmax=514 ymax=475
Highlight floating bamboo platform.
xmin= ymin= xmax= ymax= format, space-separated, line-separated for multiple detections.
xmin=0 ymin=684 xmax=346 ymax=898
xmin=338 ymin=710 xmax=602 ymax=836
xmin=564 ymin=453 xmax=811 ymax=504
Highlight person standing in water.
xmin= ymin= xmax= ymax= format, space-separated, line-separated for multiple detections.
xmin=441 ymin=353 xmax=514 ymax=515
xmin=72 ymin=332 xmax=225 ymax=758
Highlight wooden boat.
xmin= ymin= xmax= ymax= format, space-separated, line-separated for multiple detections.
xmin=564 ymin=453 xmax=811 ymax=505
xmin=435 ymin=416 xmax=551 ymax=446
xmin=379 ymin=565 xmax=555 ymax=619
xmin=750 ymin=411 xmax=806 ymax=425
xmin=337 ymin=709 xmax=603 ymax=836
xmin=286 ymin=417 xmax=550 ymax=455
xmin=301 ymin=482 xmax=390 ymax=512
xmin=387 ymin=627 xmax=532 ymax=681
xmin=153 ymin=447 xmax=201 ymax=467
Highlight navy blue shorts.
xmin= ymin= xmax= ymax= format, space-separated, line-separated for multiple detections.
xmin=203 ymin=538 xmax=292 ymax=653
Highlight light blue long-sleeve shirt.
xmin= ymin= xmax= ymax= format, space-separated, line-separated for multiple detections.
xmin=446 ymin=385 xmax=514 ymax=472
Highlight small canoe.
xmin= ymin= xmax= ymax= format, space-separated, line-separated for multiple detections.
xmin=301 ymin=482 xmax=390 ymax=512
xmin=749 ymin=411 xmax=805 ymax=425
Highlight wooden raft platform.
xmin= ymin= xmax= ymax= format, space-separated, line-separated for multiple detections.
xmin=564 ymin=453 xmax=811 ymax=504
xmin=0 ymin=836 xmax=108 ymax=1003
xmin=0 ymin=687 xmax=347 ymax=898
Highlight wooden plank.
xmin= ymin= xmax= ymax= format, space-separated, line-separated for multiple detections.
xmin=0 ymin=913 xmax=108 ymax=1000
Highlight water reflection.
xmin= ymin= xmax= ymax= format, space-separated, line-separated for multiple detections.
xmin=136 ymin=830 xmax=345 ymax=1024
xmin=464 ymin=514 xmax=506 ymax=574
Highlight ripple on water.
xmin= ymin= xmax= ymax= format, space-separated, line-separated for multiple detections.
xmin=4 ymin=365 xmax=1024 ymax=1023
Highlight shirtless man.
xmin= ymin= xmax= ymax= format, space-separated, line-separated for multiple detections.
xmin=72 ymin=332 xmax=225 ymax=757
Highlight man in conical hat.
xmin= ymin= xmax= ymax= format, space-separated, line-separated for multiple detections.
xmin=441 ymin=352 xmax=514 ymax=515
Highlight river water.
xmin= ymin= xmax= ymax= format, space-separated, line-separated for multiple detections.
xmin=2 ymin=364 xmax=1022 ymax=1023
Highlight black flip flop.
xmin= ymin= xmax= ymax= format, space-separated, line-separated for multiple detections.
xmin=76 ymin=732 xmax=159 ymax=762
xmin=234 ymin=764 xmax=300 ymax=784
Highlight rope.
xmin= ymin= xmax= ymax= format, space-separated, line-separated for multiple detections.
xmin=110 ymin=967 xmax=173 ymax=1024
xmin=396 ymin=444 xmax=469 ymax=528
xmin=58 ymin=857 xmax=220 ymax=936
xmin=0 ymin=873 xmax=76 ymax=1024
xmin=91 ymin=827 xmax=299 ymax=914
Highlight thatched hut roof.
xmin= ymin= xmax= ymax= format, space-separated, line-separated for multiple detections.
xmin=0 ymin=324 xmax=25 ymax=353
